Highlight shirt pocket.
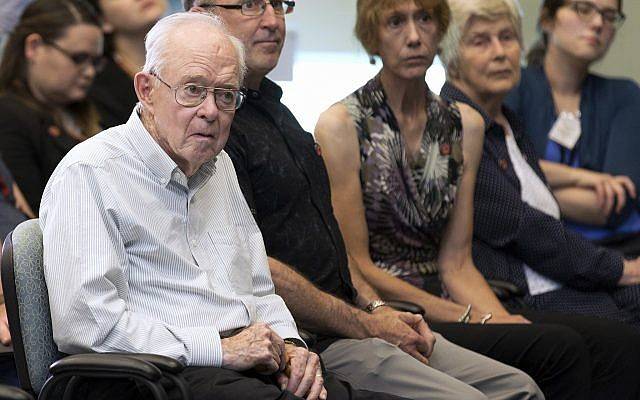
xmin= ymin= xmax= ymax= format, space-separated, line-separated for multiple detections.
xmin=207 ymin=226 xmax=253 ymax=295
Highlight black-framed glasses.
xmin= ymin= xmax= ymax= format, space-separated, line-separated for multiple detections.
xmin=152 ymin=74 xmax=245 ymax=111
xmin=200 ymin=0 xmax=295 ymax=16
xmin=43 ymin=39 xmax=106 ymax=72
xmin=567 ymin=1 xmax=626 ymax=28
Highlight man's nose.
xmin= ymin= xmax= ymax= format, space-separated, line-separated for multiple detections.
xmin=197 ymin=91 xmax=220 ymax=121
xmin=260 ymin=1 xmax=280 ymax=29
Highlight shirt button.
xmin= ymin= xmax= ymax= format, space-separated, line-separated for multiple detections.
xmin=499 ymin=159 xmax=509 ymax=171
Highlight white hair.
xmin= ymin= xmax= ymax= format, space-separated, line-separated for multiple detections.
xmin=440 ymin=0 xmax=523 ymax=77
xmin=142 ymin=12 xmax=247 ymax=84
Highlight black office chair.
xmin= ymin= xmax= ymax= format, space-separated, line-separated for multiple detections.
xmin=0 ymin=384 xmax=33 ymax=400
xmin=1 ymin=220 xmax=192 ymax=399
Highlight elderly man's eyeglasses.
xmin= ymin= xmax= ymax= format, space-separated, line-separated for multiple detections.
xmin=152 ymin=74 xmax=245 ymax=111
xmin=43 ymin=39 xmax=106 ymax=72
xmin=567 ymin=1 xmax=626 ymax=28
xmin=200 ymin=0 xmax=295 ymax=16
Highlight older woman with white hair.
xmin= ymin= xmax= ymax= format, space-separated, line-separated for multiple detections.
xmin=439 ymin=0 xmax=640 ymax=396
xmin=440 ymin=0 xmax=640 ymax=329
xmin=316 ymin=0 xmax=640 ymax=398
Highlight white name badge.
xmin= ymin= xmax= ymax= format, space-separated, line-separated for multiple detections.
xmin=523 ymin=265 xmax=562 ymax=296
xmin=548 ymin=111 xmax=581 ymax=150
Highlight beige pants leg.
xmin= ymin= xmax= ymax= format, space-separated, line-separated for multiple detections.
xmin=321 ymin=334 xmax=543 ymax=400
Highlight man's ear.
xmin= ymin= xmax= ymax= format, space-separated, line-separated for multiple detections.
xmin=189 ymin=5 xmax=209 ymax=14
xmin=134 ymin=72 xmax=156 ymax=113
xmin=24 ymin=33 xmax=43 ymax=61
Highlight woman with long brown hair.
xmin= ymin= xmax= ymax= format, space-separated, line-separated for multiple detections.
xmin=0 ymin=0 xmax=104 ymax=212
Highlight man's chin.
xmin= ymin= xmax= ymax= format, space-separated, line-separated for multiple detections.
xmin=248 ymin=52 xmax=282 ymax=71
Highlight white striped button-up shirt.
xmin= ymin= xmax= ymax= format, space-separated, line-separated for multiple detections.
xmin=40 ymin=107 xmax=300 ymax=367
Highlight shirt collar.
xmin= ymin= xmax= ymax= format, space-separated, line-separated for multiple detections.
xmin=245 ymin=78 xmax=283 ymax=102
xmin=440 ymin=81 xmax=493 ymax=127
xmin=124 ymin=105 xmax=219 ymax=188
xmin=124 ymin=104 xmax=180 ymax=187
xmin=440 ymin=81 xmax=523 ymax=138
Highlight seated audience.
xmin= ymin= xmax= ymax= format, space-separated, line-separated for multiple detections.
xmin=0 ymin=0 xmax=103 ymax=213
xmin=189 ymin=0 xmax=638 ymax=399
xmin=200 ymin=0 xmax=547 ymax=398
xmin=315 ymin=0 xmax=640 ymax=398
xmin=437 ymin=0 xmax=640 ymax=330
xmin=39 ymin=11 xmax=406 ymax=400
xmin=506 ymin=0 xmax=640 ymax=256
xmin=87 ymin=0 xmax=167 ymax=129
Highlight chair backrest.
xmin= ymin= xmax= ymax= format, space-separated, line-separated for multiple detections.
xmin=1 ymin=219 xmax=63 ymax=395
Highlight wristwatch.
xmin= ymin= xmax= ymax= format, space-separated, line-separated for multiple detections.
xmin=284 ymin=338 xmax=307 ymax=348
xmin=364 ymin=299 xmax=388 ymax=313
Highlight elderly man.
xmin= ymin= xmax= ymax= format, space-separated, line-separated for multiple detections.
xmin=183 ymin=1 xmax=544 ymax=400
xmin=40 ymin=12 xmax=400 ymax=400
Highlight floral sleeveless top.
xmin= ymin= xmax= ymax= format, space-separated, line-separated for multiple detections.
xmin=341 ymin=76 xmax=464 ymax=288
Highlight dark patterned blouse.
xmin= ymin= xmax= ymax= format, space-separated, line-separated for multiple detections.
xmin=341 ymin=76 xmax=464 ymax=288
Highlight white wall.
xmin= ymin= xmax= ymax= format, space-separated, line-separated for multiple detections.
xmin=280 ymin=0 xmax=640 ymax=80
xmin=165 ymin=0 xmax=640 ymax=131
xmin=519 ymin=0 xmax=640 ymax=82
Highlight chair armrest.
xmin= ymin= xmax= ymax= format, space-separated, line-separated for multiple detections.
xmin=49 ymin=354 xmax=162 ymax=381
xmin=0 ymin=385 xmax=34 ymax=400
xmin=385 ymin=300 xmax=426 ymax=316
xmin=114 ymin=354 xmax=192 ymax=400
xmin=487 ymin=279 xmax=524 ymax=300
xmin=111 ymin=354 xmax=185 ymax=374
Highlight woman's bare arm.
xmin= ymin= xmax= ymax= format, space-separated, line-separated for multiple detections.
xmin=436 ymin=105 xmax=528 ymax=323
xmin=315 ymin=104 xmax=476 ymax=323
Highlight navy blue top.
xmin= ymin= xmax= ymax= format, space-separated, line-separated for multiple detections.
xmin=505 ymin=66 xmax=640 ymax=240
xmin=441 ymin=81 xmax=623 ymax=297
xmin=225 ymin=79 xmax=357 ymax=305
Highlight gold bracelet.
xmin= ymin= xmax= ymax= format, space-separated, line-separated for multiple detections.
xmin=284 ymin=338 xmax=307 ymax=348
xmin=480 ymin=313 xmax=493 ymax=324
xmin=458 ymin=304 xmax=472 ymax=323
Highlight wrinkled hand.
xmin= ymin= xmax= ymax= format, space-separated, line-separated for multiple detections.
xmin=620 ymin=257 xmax=640 ymax=286
xmin=276 ymin=344 xmax=326 ymax=400
xmin=0 ymin=304 xmax=11 ymax=346
xmin=481 ymin=313 xmax=530 ymax=324
xmin=368 ymin=308 xmax=436 ymax=364
xmin=221 ymin=323 xmax=285 ymax=374
xmin=577 ymin=171 xmax=636 ymax=215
